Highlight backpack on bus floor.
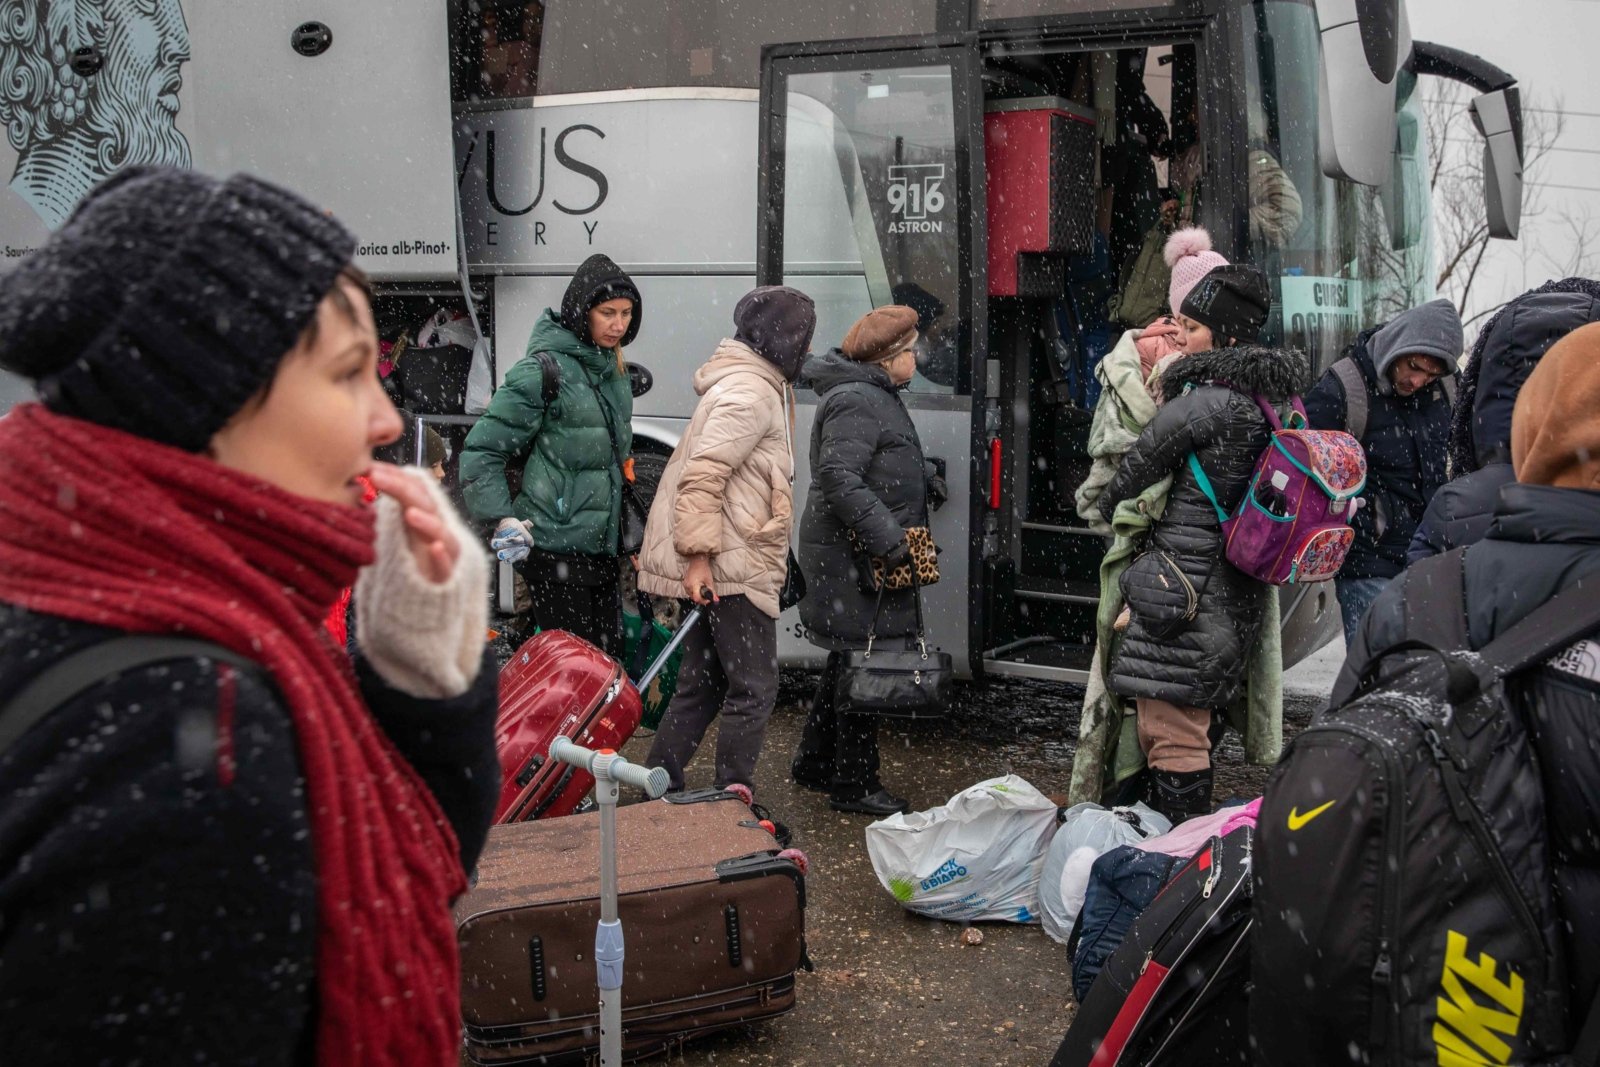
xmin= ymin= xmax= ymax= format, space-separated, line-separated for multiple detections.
xmin=1189 ymin=393 xmax=1365 ymax=585
xmin=1251 ymin=549 xmax=1600 ymax=1067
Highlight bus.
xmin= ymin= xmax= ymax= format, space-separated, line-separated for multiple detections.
xmin=0 ymin=1 xmax=1521 ymax=682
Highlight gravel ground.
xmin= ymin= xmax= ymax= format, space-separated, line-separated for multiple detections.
xmin=580 ymin=674 xmax=1328 ymax=1067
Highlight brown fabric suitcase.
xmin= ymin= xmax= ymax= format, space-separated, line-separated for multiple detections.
xmin=456 ymin=789 xmax=810 ymax=1064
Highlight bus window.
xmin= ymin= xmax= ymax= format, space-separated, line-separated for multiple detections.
xmin=783 ymin=66 xmax=962 ymax=394
xmin=452 ymin=1 xmax=546 ymax=102
xmin=1235 ymin=0 xmax=1434 ymax=369
xmin=453 ymin=1 xmax=938 ymax=102
xmin=981 ymin=0 xmax=1180 ymax=17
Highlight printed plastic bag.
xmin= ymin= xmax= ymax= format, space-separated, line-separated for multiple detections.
xmin=1037 ymin=801 xmax=1170 ymax=945
xmin=865 ymin=774 xmax=1061 ymax=923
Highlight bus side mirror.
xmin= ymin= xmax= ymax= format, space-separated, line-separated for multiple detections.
xmin=1470 ymin=87 xmax=1523 ymax=240
xmin=626 ymin=361 xmax=654 ymax=398
xmin=1314 ymin=0 xmax=1408 ymax=186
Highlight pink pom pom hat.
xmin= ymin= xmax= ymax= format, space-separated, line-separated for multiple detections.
xmin=1165 ymin=227 xmax=1229 ymax=318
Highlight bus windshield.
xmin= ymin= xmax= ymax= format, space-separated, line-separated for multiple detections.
xmin=1237 ymin=0 xmax=1435 ymax=368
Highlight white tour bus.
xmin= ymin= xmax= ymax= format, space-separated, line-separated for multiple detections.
xmin=0 ymin=0 xmax=1523 ymax=683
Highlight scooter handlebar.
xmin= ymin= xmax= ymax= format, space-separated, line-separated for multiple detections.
xmin=550 ymin=736 xmax=670 ymax=798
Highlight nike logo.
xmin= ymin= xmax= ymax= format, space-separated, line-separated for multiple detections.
xmin=1287 ymin=800 xmax=1336 ymax=831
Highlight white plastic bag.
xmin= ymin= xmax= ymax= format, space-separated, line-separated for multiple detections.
xmin=1037 ymin=801 xmax=1171 ymax=945
xmin=865 ymin=774 xmax=1061 ymax=923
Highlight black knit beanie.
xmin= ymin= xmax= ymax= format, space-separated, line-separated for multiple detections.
xmin=1180 ymin=264 xmax=1272 ymax=345
xmin=0 ymin=166 xmax=357 ymax=451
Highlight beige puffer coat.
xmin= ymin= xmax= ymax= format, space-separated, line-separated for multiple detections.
xmin=637 ymin=340 xmax=794 ymax=618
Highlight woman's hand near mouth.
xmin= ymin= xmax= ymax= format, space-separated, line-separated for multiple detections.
xmin=368 ymin=462 xmax=461 ymax=583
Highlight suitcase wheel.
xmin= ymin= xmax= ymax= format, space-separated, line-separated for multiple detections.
xmin=725 ymin=783 xmax=754 ymax=806
xmin=778 ymin=847 xmax=810 ymax=876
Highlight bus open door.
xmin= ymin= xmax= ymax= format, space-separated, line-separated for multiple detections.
xmin=758 ymin=34 xmax=988 ymax=677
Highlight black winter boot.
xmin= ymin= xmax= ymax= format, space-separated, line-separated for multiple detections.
xmin=1150 ymin=768 xmax=1214 ymax=824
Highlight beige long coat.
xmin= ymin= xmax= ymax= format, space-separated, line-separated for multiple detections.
xmin=637 ymin=340 xmax=794 ymax=618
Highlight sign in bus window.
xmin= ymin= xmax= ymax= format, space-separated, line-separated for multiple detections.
xmin=783 ymin=67 xmax=962 ymax=393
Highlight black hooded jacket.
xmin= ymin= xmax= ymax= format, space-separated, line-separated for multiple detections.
xmin=1100 ymin=345 xmax=1313 ymax=708
xmin=558 ymin=253 xmax=642 ymax=347
xmin=1410 ymin=284 xmax=1600 ymax=564
xmin=1336 ymin=484 xmax=1600 ymax=1017
xmin=797 ymin=350 xmax=931 ymax=649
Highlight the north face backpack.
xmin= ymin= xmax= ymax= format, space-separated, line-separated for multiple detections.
xmin=1251 ymin=549 xmax=1600 ymax=1067
xmin=1189 ymin=394 xmax=1366 ymax=585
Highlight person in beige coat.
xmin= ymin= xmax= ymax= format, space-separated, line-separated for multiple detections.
xmin=641 ymin=286 xmax=816 ymax=793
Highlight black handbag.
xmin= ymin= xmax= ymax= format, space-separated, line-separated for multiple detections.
xmin=835 ymin=569 xmax=951 ymax=719
xmin=582 ymin=370 xmax=646 ymax=557
xmin=779 ymin=548 xmax=806 ymax=612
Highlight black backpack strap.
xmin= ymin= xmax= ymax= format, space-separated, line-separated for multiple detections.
xmin=1331 ymin=357 xmax=1368 ymax=441
xmin=1400 ymin=549 xmax=1471 ymax=651
xmin=1477 ymin=573 xmax=1600 ymax=678
xmin=1574 ymin=984 xmax=1600 ymax=1066
xmin=532 ymin=350 xmax=562 ymax=407
xmin=0 ymin=636 xmax=260 ymax=755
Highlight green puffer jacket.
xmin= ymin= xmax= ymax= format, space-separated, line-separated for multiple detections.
xmin=461 ymin=310 xmax=633 ymax=556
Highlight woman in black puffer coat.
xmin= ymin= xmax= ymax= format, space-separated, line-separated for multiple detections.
xmin=1099 ymin=266 xmax=1311 ymax=821
xmin=791 ymin=306 xmax=941 ymax=817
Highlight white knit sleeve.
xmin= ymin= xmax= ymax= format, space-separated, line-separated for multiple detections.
xmin=355 ymin=469 xmax=490 ymax=699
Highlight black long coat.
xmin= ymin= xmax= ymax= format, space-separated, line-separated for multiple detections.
xmin=1100 ymin=345 xmax=1313 ymax=709
xmin=797 ymin=351 xmax=932 ymax=650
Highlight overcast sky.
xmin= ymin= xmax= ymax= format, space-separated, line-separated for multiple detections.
xmin=1408 ymin=0 xmax=1600 ymax=322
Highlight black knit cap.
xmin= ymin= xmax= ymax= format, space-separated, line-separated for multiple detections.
xmin=1180 ymin=264 xmax=1273 ymax=345
xmin=0 ymin=166 xmax=357 ymax=451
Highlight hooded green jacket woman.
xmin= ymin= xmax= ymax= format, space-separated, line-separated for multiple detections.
xmin=461 ymin=254 xmax=639 ymax=556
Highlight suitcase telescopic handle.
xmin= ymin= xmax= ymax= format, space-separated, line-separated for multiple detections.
xmin=550 ymin=736 xmax=669 ymax=798
xmin=633 ymin=604 xmax=705 ymax=693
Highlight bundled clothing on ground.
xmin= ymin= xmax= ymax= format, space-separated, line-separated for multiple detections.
xmin=1411 ymin=279 xmax=1600 ymax=563
xmin=1304 ymin=299 xmax=1461 ymax=581
xmin=1098 ymin=345 xmax=1311 ymax=709
xmin=643 ymin=286 xmax=815 ymax=794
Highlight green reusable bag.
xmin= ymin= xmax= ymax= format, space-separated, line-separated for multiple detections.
xmin=624 ymin=599 xmax=682 ymax=731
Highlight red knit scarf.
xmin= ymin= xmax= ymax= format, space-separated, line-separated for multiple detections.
xmin=0 ymin=404 xmax=465 ymax=1064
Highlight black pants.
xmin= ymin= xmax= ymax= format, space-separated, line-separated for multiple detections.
xmin=645 ymin=595 xmax=778 ymax=793
xmin=793 ymin=651 xmax=882 ymax=800
xmin=516 ymin=552 xmax=622 ymax=657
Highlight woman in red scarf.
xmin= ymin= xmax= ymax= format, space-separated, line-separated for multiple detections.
xmin=0 ymin=168 xmax=498 ymax=1065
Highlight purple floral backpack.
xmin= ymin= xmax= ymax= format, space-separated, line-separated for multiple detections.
xmin=1187 ymin=395 xmax=1366 ymax=585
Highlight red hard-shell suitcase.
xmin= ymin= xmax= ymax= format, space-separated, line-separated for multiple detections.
xmin=492 ymin=630 xmax=643 ymax=823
